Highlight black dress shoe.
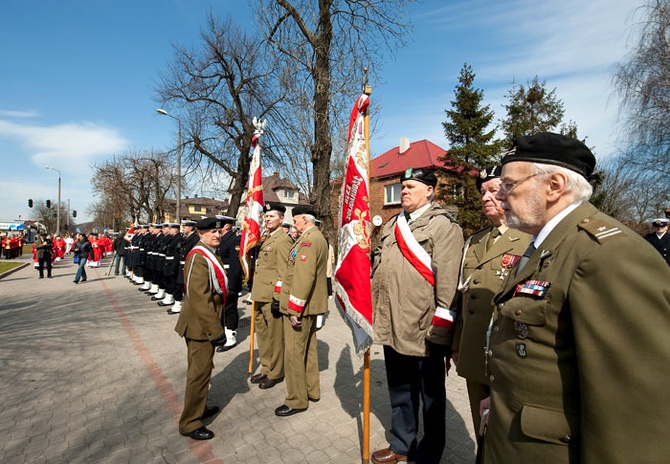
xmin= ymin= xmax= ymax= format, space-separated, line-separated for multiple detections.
xmin=259 ymin=376 xmax=284 ymax=389
xmin=166 ymin=309 xmax=181 ymax=315
xmin=250 ymin=373 xmax=267 ymax=384
xmin=202 ymin=405 xmax=220 ymax=419
xmin=183 ymin=426 xmax=214 ymax=440
xmin=274 ymin=404 xmax=306 ymax=417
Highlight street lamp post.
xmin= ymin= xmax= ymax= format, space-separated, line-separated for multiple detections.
xmin=44 ymin=165 xmax=61 ymax=234
xmin=156 ymin=109 xmax=182 ymax=221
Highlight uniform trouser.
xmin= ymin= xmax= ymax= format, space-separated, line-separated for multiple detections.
xmin=254 ymin=301 xmax=284 ymax=380
xmin=179 ymin=338 xmax=215 ymax=434
xmin=383 ymin=345 xmax=446 ymax=464
xmin=222 ymin=290 xmax=239 ymax=330
xmin=38 ymin=256 xmax=52 ymax=277
xmin=164 ymin=273 xmax=176 ymax=295
xmin=466 ymin=380 xmax=490 ymax=438
xmin=174 ymin=270 xmax=184 ymax=301
xmin=283 ymin=314 xmax=320 ymax=409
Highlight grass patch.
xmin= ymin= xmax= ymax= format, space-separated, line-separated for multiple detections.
xmin=0 ymin=262 xmax=24 ymax=274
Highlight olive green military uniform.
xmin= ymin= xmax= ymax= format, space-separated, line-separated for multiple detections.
xmin=174 ymin=242 xmax=225 ymax=435
xmin=251 ymin=228 xmax=293 ymax=381
xmin=485 ymin=202 xmax=670 ymax=463
xmin=279 ymin=225 xmax=328 ymax=409
xmin=451 ymin=224 xmax=531 ymax=433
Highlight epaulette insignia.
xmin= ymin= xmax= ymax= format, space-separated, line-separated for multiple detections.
xmin=300 ymin=242 xmax=312 ymax=247
xmin=578 ymin=217 xmax=623 ymax=243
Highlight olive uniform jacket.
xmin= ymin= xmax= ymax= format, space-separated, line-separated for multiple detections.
xmin=34 ymin=236 xmax=53 ymax=260
xmin=372 ymin=203 xmax=463 ymax=357
xmin=251 ymin=228 xmax=293 ymax=303
xmin=279 ymin=226 xmax=328 ymax=317
xmin=486 ymin=202 xmax=670 ymax=463
xmin=451 ymin=225 xmax=531 ymax=384
xmin=174 ymin=241 xmax=225 ymax=342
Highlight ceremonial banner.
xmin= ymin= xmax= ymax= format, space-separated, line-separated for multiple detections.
xmin=334 ymin=94 xmax=373 ymax=354
xmin=239 ymin=118 xmax=265 ymax=280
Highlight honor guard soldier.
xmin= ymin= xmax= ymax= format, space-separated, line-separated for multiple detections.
xmin=450 ymin=165 xmax=531 ymax=441
xmin=483 ymin=132 xmax=670 ymax=463
xmin=370 ymin=168 xmax=463 ymax=464
xmin=274 ymin=204 xmax=329 ymax=417
xmin=150 ymin=223 xmax=171 ymax=301
xmin=157 ymin=223 xmax=181 ymax=307
xmin=174 ymin=217 xmax=228 ymax=441
xmin=168 ymin=220 xmax=198 ymax=315
xmin=130 ymin=225 xmax=150 ymax=285
xmin=644 ymin=218 xmax=670 ymax=265
xmin=216 ymin=216 xmax=243 ymax=351
xmin=249 ymin=203 xmax=293 ymax=389
xmin=138 ymin=224 xmax=158 ymax=290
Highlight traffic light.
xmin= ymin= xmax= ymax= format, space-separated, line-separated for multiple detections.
xmin=46 ymin=200 xmax=51 ymax=208
xmin=28 ymin=199 xmax=33 ymax=208
xmin=72 ymin=210 xmax=77 ymax=218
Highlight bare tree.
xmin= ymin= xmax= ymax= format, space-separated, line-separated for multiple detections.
xmin=156 ymin=14 xmax=284 ymax=215
xmin=614 ymin=0 xmax=670 ymax=178
xmin=253 ymin=0 xmax=416 ymax=227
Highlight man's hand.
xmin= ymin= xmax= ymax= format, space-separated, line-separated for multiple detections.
xmin=479 ymin=396 xmax=491 ymax=429
xmin=451 ymin=351 xmax=459 ymax=367
xmin=211 ymin=332 xmax=227 ymax=347
xmin=271 ymin=298 xmax=281 ymax=318
xmin=290 ymin=315 xmax=301 ymax=327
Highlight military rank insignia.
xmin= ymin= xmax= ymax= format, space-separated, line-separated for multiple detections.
xmin=514 ymin=279 xmax=551 ymax=298
xmin=496 ymin=254 xmax=521 ymax=280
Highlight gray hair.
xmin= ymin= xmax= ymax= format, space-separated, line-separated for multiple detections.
xmin=531 ymin=162 xmax=593 ymax=202
xmin=301 ymin=214 xmax=317 ymax=225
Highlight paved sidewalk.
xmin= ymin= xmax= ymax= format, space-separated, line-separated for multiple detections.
xmin=0 ymin=255 xmax=477 ymax=463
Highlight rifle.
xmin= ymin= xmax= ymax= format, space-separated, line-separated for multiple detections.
xmin=105 ymin=250 xmax=117 ymax=276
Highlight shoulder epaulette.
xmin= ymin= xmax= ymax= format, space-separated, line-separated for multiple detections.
xmin=578 ymin=216 xmax=623 ymax=243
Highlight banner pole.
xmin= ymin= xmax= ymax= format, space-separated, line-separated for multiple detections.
xmin=248 ymin=300 xmax=256 ymax=374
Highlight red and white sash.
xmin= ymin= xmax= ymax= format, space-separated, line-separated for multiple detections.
xmin=186 ymin=245 xmax=228 ymax=300
xmin=394 ymin=211 xmax=455 ymax=329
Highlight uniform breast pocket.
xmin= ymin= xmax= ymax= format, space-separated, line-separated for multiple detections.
xmin=520 ymin=404 xmax=579 ymax=446
xmin=498 ymin=297 xmax=547 ymax=326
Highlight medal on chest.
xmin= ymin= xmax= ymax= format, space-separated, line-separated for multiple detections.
xmin=496 ymin=254 xmax=521 ymax=280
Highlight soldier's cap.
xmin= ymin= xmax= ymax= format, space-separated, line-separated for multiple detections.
xmin=195 ymin=217 xmax=223 ymax=230
xmin=264 ymin=202 xmax=286 ymax=214
xmin=292 ymin=204 xmax=317 ymax=217
xmin=501 ymin=132 xmax=596 ymax=178
xmin=400 ymin=168 xmax=438 ymax=187
xmin=140 ymin=224 xmax=150 ymax=229
xmin=150 ymin=223 xmax=161 ymax=228
xmin=162 ymin=223 xmax=171 ymax=227
xmin=215 ymin=215 xmax=236 ymax=225
xmin=169 ymin=223 xmax=180 ymax=228
xmin=651 ymin=218 xmax=670 ymax=227
xmin=180 ymin=219 xmax=196 ymax=227
xmin=282 ymin=222 xmax=291 ymax=228
xmin=476 ymin=165 xmax=502 ymax=190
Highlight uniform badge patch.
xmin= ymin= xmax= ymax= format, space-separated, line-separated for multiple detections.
xmin=514 ymin=321 xmax=528 ymax=339
xmin=300 ymin=242 xmax=312 ymax=247
xmin=514 ymin=280 xmax=551 ymax=298
xmin=300 ymin=253 xmax=308 ymax=261
xmin=516 ymin=342 xmax=528 ymax=358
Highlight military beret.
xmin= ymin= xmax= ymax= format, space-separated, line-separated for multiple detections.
xmin=215 ymin=215 xmax=236 ymax=225
xmin=264 ymin=202 xmax=286 ymax=214
xmin=400 ymin=168 xmax=438 ymax=187
xmin=651 ymin=218 xmax=669 ymax=227
xmin=476 ymin=165 xmax=502 ymax=190
xmin=180 ymin=219 xmax=196 ymax=227
xmin=292 ymin=204 xmax=318 ymax=217
xmin=501 ymin=132 xmax=596 ymax=178
xmin=195 ymin=217 xmax=223 ymax=230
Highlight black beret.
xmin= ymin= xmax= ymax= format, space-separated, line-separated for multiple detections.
xmin=195 ymin=217 xmax=223 ymax=230
xmin=651 ymin=218 xmax=669 ymax=227
xmin=476 ymin=165 xmax=502 ymax=190
xmin=264 ymin=202 xmax=286 ymax=214
xmin=292 ymin=205 xmax=318 ymax=217
xmin=502 ymin=132 xmax=596 ymax=178
xmin=400 ymin=168 xmax=438 ymax=187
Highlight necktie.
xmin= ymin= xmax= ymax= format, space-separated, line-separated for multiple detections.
xmin=486 ymin=228 xmax=500 ymax=252
xmin=515 ymin=241 xmax=536 ymax=276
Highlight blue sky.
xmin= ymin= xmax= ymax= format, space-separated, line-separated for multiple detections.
xmin=0 ymin=0 xmax=638 ymax=224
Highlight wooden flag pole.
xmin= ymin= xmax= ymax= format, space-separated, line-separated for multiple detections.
xmin=361 ymin=70 xmax=373 ymax=464
xmin=248 ymin=300 xmax=256 ymax=374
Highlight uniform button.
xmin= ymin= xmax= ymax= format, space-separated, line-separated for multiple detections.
xmin=494 ymin=326 xmax=500 ymax=333
xmin=559 ymin=435 xmax=571 ymax=443
xmin=473 ymin=279 xmax=480 ymax=284
xmin=468 ymin=310 xmax=475 ymax=315
xmin=489 ymin=375 xmax=495 ymax=383
xmin=514 ymin=309 xmax=521 ymax=316
xmin=471 ymin=295 xmax=477 ymax=300
xmin=582 ymin=218 xmax=590 ymax=223
xmin=498 ymin=303 xmax=504 ymax=310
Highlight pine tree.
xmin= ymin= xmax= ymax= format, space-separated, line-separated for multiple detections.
xmin=438 ymin=63 xmax=504 ymax=235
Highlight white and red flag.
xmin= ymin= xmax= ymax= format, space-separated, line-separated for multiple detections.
xmin=239 ymin=118 xmax=265 ymax=280
xmin=334 ymin=94 xmax=373 ymax=354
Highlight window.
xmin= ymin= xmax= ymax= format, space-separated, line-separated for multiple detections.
xmin=193 ymin=205 xmax=203 ymax=212
xmin=285 ymin=190 xmax=296 ymax=200
xmin=384 ymin=183 xmax=401 ymax=205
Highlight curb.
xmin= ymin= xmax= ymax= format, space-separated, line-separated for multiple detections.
xmin=0 ymin=262 xmax=30 ymax=280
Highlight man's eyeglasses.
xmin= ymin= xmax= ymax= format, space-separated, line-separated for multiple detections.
xmin=499 ymin=173 xmax=541 ymax=194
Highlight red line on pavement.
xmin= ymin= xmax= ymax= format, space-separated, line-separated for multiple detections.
xmin=98 ymin=275 xmax=222 ymax=464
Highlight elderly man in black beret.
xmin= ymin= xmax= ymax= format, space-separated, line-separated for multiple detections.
xmin=481 ymin=132 xmax=670 ymax=463
xmin=371 ymin=168 xmax=464 ymax=464
xmin=174 ymin=217 xmax=228 ymax=440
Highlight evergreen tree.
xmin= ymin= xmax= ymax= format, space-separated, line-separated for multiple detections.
xmin=438 ymin=63 xmax=504 ymax=235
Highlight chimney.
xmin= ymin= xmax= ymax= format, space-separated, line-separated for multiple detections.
xmin=399 ymin=137 xmax=410 ymax=154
